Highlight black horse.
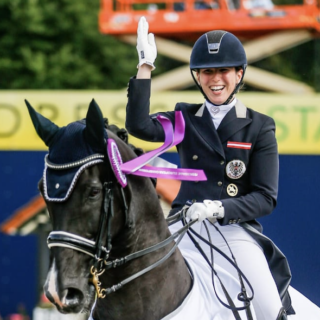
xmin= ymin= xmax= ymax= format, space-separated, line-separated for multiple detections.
xmin=26 ymin=99 xmax=262 ymax=320
xmin=26 ymin=99 xmax=192 ymax=320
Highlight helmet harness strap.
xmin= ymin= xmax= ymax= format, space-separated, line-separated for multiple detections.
xmin=190 ymin=69 xmax=245 ymax=106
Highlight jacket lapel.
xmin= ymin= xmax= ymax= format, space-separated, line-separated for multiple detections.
xmin=188 ymin=104 xmax=225 ymax=158
xmin=217 ymin=100 xmax=252 ymax=143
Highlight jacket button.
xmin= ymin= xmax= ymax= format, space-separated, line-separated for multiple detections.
xmin=192 ymin=155 xmax=198 ymax=160
xmin=220 ymin=161 xmax=224 ymax=165
xmin=217 ymin=181 xmax=222 ymax=186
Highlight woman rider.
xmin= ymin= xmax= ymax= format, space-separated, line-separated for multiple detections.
xmin=125 ymin=16 xmax=291 ymax=319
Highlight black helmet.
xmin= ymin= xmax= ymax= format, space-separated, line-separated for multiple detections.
xmin=190 ymin=30 xmax=247 ymax=71
xmin=190 ymin=30 xmax=247 ymax=105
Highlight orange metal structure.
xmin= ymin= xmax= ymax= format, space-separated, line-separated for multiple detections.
xmin=99 ymin=0 xmax=320 ymax=40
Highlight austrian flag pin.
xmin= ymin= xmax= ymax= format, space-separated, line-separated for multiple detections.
xmin=227 ymin=141 xmax=252 ymax=150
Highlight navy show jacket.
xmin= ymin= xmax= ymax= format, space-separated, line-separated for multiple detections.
xmin=126 ymin=78 xmax=279 ymax=232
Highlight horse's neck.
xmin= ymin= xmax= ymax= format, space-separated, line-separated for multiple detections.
xmin=93 ymin=180 xmax=192 ymax=320
xmin=114 ymin=180 xmax=170 ymax=252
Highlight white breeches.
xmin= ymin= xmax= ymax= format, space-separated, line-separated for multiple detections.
xmin=169 ymin=221 xmax=283 ymax=320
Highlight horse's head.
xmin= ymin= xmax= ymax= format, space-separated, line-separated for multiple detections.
xmin=27 ymin=99 xmax=160 ymax=315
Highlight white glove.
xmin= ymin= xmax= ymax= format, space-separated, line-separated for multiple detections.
xmin=187 ymin=200 xmax=225 ymax=222
xmin=136 ymin=16 xmax=157 ymax=70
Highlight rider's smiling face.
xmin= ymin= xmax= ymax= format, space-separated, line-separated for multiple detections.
xmin=197 ymin=67 xmax=243 ymax=105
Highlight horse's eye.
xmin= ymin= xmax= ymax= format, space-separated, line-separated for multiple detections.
xmin=89 ymin=188 xmax=101 ymax=198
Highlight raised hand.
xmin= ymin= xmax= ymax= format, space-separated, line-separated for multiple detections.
xmin=136 ymin=16 xmax=157 ymax=70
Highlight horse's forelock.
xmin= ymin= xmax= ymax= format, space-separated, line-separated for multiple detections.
xmin=106 ymin=129 xmax=137 ymax=163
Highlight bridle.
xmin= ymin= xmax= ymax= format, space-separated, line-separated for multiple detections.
xmin=46 ymin=146 xmax=192 ymax=299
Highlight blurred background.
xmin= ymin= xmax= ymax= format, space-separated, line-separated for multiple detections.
xmin=0 ymin=0 xmax=320 ymax=318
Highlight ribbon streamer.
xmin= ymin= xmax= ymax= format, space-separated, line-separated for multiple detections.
xmin=121 ymin=112 xmax=207 ymax=181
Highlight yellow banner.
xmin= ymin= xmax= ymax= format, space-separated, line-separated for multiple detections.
xmin=0 ymin=90 xmax=320 ymax=154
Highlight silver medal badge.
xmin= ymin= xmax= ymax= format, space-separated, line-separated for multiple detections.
xmin=226 ymin=160 xmax=246 ymax=179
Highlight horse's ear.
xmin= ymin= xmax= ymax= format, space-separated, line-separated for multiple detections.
xmin=25 ymin=99 xmax=60 ymax=147
xmin=85 ymin=99 xmax=106 ymax=152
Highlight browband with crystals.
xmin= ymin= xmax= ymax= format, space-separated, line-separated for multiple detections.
xmin=45 ymin=154 xmax=105 ymax=170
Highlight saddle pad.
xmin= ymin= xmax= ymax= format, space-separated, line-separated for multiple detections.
xmin=162 ymin=249 xmax=256 ymax=320
xmin=287 ymin=286 xmax=320 ymax=319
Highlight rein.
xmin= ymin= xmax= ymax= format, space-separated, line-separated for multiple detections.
xmin=47 ymin=181 xmax=255 ymax=320
xmin=185 ymin=224 xmax=254 ymax=320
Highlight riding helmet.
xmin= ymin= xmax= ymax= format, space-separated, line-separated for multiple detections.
xmin=190 ymin=30 xmax=247 ymax=71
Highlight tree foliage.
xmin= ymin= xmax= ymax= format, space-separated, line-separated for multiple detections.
xmin=251 ymin=41 xmax=317 ymax=91
xmin=0 ymin=0 xmax=317 ymax=90
xmin=0 ymin=0 xmax=141 ymax=89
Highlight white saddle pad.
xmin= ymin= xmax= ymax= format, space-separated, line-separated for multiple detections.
xmin=287 ymin=286 xmax=320 ymax=319
xmin=162 ymin=249 xmax=256 ymax=320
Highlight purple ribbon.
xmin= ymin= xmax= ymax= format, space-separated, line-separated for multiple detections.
xmin=120 ymin=112 xmax=207 ymax=181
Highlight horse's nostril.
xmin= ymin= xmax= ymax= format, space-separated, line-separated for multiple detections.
xmin=64 ymin=288 xmax=84 ymax=309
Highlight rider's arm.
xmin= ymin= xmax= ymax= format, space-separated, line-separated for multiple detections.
xmin=126 ymin=17 xmax=173 ymax=142
xmin=126 ymin=75 xmax=166 ymax=142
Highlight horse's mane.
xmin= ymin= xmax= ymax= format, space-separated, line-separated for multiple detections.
xmin=103 ymin=118 xmax=157 ymax=188
xmin=103 ymin=118 xmax=144 ymax=156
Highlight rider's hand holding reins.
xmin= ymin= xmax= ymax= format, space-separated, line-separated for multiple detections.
xmin=187 ymin=200 xmax=225 ymax=222
xmin=136 ymin=16 xmax=157 ymax=70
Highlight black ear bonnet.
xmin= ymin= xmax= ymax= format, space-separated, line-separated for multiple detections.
xmin=26 ymin=99 xmax=108 ymax=201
